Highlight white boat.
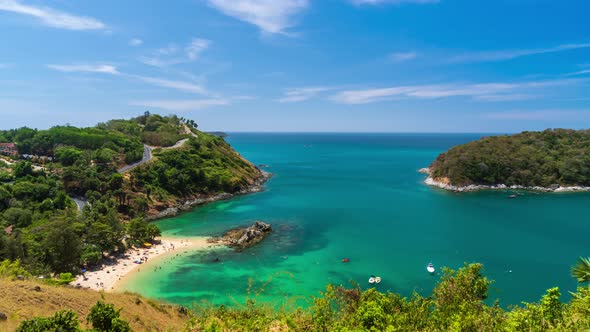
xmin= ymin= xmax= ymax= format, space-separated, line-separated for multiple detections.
xmin=427 ymin=263 xmax=435 ymax=274
xmin=368 ymin=276 xmax=376 ymax=284
xmin=375 ymin=276 xmax=381 ymax=284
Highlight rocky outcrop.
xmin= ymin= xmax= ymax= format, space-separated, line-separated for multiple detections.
xmin=219 ymin=221 xmax=272 ymax=251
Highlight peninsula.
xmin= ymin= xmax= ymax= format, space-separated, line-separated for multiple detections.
xmin=423 ymin=129 xmax=590 ymax=192
xmin=0 ymin=113 xmax=269 ymax=280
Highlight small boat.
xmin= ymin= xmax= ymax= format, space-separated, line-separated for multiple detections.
xmin=427 ymin=263 xmax=435 ymax=274
xmin=508 ymin=194 xmax=517 ymax=199
xmin=341 ymin=258 xmax=350 ymax=263
xmin=375 ymin=276 xmax=382 ymax=284
xmin=368 ymin=275 xmax=376 ymax=284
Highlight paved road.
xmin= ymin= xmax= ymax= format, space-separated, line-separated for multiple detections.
xmin=116 ymin=138 xmax=191 ymax=173
xmin=71 ymin=196 xmax=88 ymax=213
xmin=117 ymin=145 xmax=152 ymax=173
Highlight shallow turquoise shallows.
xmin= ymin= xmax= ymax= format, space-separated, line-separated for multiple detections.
xmin=121 ymin=133 xmax=590 ymax=308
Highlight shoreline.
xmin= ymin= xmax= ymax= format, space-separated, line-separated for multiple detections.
xmin=72 ymin=236 xmax=224 ymax=293
xmin=420 ymin=168 xmax=590 ymax=193
xmin=146 ymin=170 xmax=272 ymax=220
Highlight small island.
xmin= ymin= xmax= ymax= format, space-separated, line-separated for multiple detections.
xmin=423 ymin=129 xmax=590 ymax=192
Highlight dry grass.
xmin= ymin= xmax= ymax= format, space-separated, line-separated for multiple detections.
xmin=0 ymin=279 xmax=189 ymax=332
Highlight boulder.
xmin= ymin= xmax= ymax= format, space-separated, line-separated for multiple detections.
xmin=222 ymin=221 xmax=272 ymax=251
xmin=0 ymin=312 xmax=7 ymax=321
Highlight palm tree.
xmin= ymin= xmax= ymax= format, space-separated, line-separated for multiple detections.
xmin=572 ymin=257 xmax=590 ymax=283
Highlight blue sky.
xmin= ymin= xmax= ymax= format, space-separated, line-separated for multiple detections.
xmin=0 ymin=0 xmax=589 ymax=132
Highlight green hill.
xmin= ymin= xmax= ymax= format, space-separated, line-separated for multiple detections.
xmin=429 ymin=129 xmax=590 ymax=188
xmin=0 ymin=113 xmax=266 ymax=277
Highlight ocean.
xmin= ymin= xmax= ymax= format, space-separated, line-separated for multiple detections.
xmin=120 ymin=133 xmax=590 ymax=308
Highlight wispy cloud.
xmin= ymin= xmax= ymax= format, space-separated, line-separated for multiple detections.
xmin=331 ymin=79 xmax=580 ymax=104
xmin=352 ymin=0 xmax=439 ymax=5
xmin=47 ymin=64 xmax=119 ymax=75
xmin=129 ymin=99 xmax=228 ymax=111
xmin=278 ymin=87 xmax=333 ymax=102
xmin=140 ymin=38 xmax=211 ymax=67
xmin=567 ymin=69 xmax=590 ymax=76
xmin=450 ymin=43 xmax=590 ymax=63
xmin=0 ymin=0 xmax=105 ymax=30
xmin=205 ymin=0 xmax=309 ymax=34
xmin=473 ymin=94 xmax=533 ymax=102
xmin=186 ymin=38 xmax=210 ymax=60
xmin=129 ymin=38 xmax=143 ymax=47
xmin=485 ymin=109 xmax=589 ymax=121
xmin=134 ymin=76 xmax=207 ymax=94
xmin=388 ymin=51 xmax=417 ymax=62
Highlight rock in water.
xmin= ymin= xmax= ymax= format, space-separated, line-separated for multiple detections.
xmin=222 ymin=221 xmax=272 ymax=251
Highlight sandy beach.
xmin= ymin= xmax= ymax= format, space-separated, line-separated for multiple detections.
xmin=72 ymin=237 xmax=222 ymax=292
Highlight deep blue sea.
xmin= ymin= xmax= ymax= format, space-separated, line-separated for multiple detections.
xmin=121 ymin=133 xmax=590 ymax=308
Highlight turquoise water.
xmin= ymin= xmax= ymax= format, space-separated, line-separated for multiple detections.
xmin=122 ymin=133 xmax=590 ymax=308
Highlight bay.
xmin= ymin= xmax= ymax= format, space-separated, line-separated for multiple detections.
xmin=121 ymin=133 xmax=590 ymax=307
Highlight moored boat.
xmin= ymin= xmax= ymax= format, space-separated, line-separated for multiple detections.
xmin=427 ymin=262 xmax=435 ymax=274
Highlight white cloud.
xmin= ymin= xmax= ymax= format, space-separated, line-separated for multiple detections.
xmin=0 ymin=0 xmax=105 ymax=30
xmin=331 ymin=79 xmax=580 ymax=104
xmin=450 ymin=43 xmax=590 ymax=63
xmin=129 ymin=38 xmax=143 ymax=47
xmin=140 ymin=38 xmax=211 ymax=67
xmin=352 ymin=0 xmax=439 ymax=5
xmin=389 ymin=51 xmax=417 ymax=62
xmin=186 ymin=38 xmax=211 ymax=60
xmin=278 ymin=87 xmax=333 ymax=102
xmin=47 ymin=64 xmax=119 ymax=75
xmin=129 ymin=99 xmax=228 ymax=111
xmin=473 ymin=94 xmax=533 ymax=102
xmin=134 ymin=76 xmax=207 ymax=94
xmin=567 ymin=69 xmax=590 ymax=76
xmin=205 ymin=0 xmax=308 ymax=34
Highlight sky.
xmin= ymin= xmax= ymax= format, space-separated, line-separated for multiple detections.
xmin=0 ymin=0 xmax=589 ymax=133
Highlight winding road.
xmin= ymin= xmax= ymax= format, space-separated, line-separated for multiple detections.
xmin=116 ymin=125 xmax=197 ymax=174
xmin=117 ymin=145 xmax=153 ymax=173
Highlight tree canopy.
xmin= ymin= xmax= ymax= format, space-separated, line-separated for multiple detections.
xmin=430 ymin=129 xmax=590 ymax=187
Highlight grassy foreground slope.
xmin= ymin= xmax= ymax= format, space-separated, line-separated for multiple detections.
xmin=0 ymin=279 xmax=188 ymax=331
xmin=429 ymin=129 xmax=590 ymax=187
xmin=5 ymin=261 xmax=590 ymax=331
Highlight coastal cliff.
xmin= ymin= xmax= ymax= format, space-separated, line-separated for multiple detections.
xmin=423 ymin=129 xmax=590 ymax=192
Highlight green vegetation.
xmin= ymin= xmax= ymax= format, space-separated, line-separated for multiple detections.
xmin=16 ymin=301 xmax=130 ymax=332
xmin=429 ymin=129 xmax=590 ymax=187
xmin=0 ymin=113 xmax=263 ymax=277
xmin=11 ymin=260 xmax=590 ymax=331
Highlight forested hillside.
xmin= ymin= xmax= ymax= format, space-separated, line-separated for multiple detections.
xmin=0 ymin=113 xmax=264 ymax=276
xmin=429 ymin=129 xmax=590 ymax=187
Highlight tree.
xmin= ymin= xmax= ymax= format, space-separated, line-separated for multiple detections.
xmin=42 ymin=219 xmax=82 ymax=273
xmin=54 ymin=147 xmax=82 ymax=166
xmin=126 ymin=218 xmax=160 ymax=246
xmin=16 ymin=310 xmax=80 ymax=332
xmin=14 ymin=161 xmax=33 ymax=178
xmin=3 ymin=207 xmax=32 ymax=228
xmin=86 ymin=301 xmax=131 ymax=332
xmin=572 ymin=257 xmax=590 ymax=283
